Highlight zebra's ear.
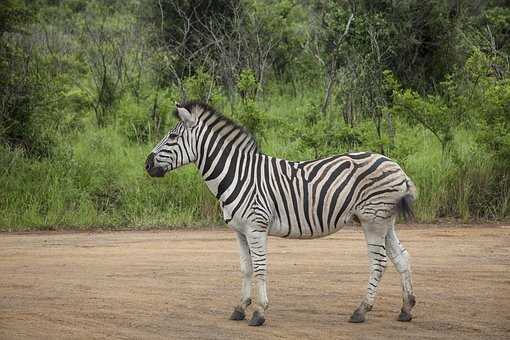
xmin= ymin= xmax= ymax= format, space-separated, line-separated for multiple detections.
xmin=175 ymin=105 xmax=196 ymax=128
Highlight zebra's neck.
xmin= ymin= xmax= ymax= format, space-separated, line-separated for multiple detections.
xmin=194 ymin=118 xmax=260 ymax=203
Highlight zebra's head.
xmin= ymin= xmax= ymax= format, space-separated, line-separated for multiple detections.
xmin=145 ymin=103 xmax=198 ymax=177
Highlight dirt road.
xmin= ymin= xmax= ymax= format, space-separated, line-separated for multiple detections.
xmin=1 ymin=226 xmax=509 ymax=339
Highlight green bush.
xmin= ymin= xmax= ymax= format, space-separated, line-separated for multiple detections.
xmin=1 ymin=0 xmax=510 ymax=231
xmin=0 ymin=128 xmax=222 ymax=230
xmin=183 ymin=67 xmax=221 ymax=105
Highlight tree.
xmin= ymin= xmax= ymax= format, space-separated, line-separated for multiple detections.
xmin=0 ymin=0 xmax=59 ymax=156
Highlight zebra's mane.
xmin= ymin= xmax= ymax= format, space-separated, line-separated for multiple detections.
xmin=175 ymin=101 xmax=259 ymax=151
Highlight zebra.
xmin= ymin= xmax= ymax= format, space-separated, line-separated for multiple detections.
xmin=145 ymin=101 xmax=417 ymax=326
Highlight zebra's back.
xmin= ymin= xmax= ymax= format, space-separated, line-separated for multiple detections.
xmin=265 ymin=152 xmax=415 ymax=238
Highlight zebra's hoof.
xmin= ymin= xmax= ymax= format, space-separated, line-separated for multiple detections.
xmin=229 ymin=307 xmax=245 ymax=321
xmin=349 ymin=311 xmax=366 ymax=323
xmin=248 ymin=310 xmax=265 ymax=326
xmin=398 ymin=310 xmax=412 ymax=322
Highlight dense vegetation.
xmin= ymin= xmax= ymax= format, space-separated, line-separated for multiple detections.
xmin=1 ymin=0 xmax=509 ymax=230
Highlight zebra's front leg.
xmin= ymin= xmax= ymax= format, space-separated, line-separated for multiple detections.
xmin=246 ymin=229 xmax=268 ymax=326
xmin=230 ymin=231 xmax=253 ymax=321
xmin=350 ymin=220 xmax=389 ymax=323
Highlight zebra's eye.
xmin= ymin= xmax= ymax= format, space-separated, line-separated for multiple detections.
xmin=168 ymin=133 xmax=179 ymax=139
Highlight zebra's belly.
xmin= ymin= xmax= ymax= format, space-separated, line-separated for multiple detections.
xmin=268 ymin=215 xmax=352 ymax=239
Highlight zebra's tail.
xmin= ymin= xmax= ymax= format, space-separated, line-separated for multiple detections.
xmin=395 ymin=178 xmax=417 ymax=222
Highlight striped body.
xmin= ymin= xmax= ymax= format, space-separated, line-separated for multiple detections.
xmin=210 ymin=152 xmax=413 ymax=239
xmin=146 ymin=102 xmax=417 ymax=325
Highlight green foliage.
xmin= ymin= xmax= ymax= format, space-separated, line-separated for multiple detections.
xmin=237 ymin=68 xmax=258 ymax=102
xmin=0 ymin=14 xmax=62 ymax=157
xmin=465 ymin=50 xmax=510 ymax=168
xmin=249 ymin=0 xmax=308 ymax=80
xmin=482 ymin=6 xmax=510 ymax=54
xmin=389 ymin=85 xmax=456 ymax=153
xmin=390 ymin=48 xmax=509 ymax=169
xmin=233 ymin=100 xmax=266 ymax=141
xmin=183 ymin=67 xmax=221 ymax=105
xmin=117 ymin=87 xmax=176 ymax=144
xmin=1 ymin=0 xmax=510 ymax=230
xmin=0 ymin=130 xmax=221 ymax=229
xmin=404 ymin=130 xmax=510 ymax=221
xmin=231 ymin=68 xmax=267 ymax=140
xmin=0 ymin=0 xmax=32 ymax=34
xmin=293 ymin=103 xmax=362 ymax=158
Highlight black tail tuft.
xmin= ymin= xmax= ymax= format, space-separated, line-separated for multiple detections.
xmin=395 ymin=194 xmax=415 ymax=222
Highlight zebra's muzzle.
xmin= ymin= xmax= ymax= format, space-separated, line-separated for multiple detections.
xmin=145 ymin=153 xmax=166 ymax=177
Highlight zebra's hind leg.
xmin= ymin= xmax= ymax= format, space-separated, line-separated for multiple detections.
xmin=385 ymin=226 xmax=416 ymax=321
xmin=230 ymin=231 xmax=253 ymax=321
xmin=350 ymin=218 xmax=390 ymax=323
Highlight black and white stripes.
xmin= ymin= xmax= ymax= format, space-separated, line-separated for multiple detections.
xmin=146 ymin=102 xmax=417 ymax=326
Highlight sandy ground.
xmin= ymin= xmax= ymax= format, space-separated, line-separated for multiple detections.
xmin=1 ymin=226 xmax=509 ymax=340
